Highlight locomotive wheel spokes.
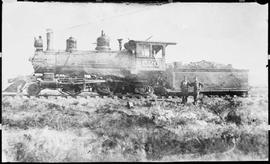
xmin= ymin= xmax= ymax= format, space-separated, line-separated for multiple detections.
xmin=58 ymin=85 xmax=82 ymax=97
xmin=65 ymin=90 xmax=81 ymax=97
xmin=27 ymin=82 xmax=41 ymax=96
xmin=134 ymin=85 xmax=154 ymax=95
xmin=59 ymin=89 xmax=81 ymax=97
xmin=96 ymin=84 xmax=112 ymax=95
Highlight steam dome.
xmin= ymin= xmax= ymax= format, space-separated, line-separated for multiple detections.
xmin=95 ymin=30 xmax=111 ymax=51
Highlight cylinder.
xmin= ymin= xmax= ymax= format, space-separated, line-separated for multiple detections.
xmin=46 ymin=29 xmax=53 ymax=51
xmin=43 ymin=72 xmax=55 ymax=81
xmin=40 ymin=81 xmax=57 ymax=89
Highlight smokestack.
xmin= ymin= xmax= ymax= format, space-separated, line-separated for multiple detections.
xmin=117 ymin=39 xmax=123 ymax=51
xmin=46 ymin=29 xmax=53 ymax=51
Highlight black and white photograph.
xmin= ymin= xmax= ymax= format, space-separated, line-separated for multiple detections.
xmin=1 ymin=1 xmax=268 ymax=162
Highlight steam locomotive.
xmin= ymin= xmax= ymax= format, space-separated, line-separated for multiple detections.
xmin=25 ymin=29 xmax=248 ymax=97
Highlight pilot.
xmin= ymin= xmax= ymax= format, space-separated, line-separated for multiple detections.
xmin=190 ymin=76 xmax=203 ymax=105
xmin=180 ymin=76 xmax=190 ymax=104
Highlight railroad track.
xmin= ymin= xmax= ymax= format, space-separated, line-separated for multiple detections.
xmin=2 ymin=92 xmax=183 ymax=103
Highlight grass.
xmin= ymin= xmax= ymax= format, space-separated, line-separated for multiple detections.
xmin=1 ymin=87 xmax=268 ymax=161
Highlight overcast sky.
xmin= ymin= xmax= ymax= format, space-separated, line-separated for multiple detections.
xmin=2 ymin=2 xmax=268 ymax=87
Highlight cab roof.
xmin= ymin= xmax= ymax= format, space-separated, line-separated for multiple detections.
xmin=131 ymin=40 xmax=177 ymax=46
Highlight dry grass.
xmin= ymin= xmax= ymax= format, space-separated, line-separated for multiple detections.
xmin=2 ymin=87 xmax=268 ymax=161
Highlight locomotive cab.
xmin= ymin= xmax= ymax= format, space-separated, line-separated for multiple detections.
xmin=125 ymin=40 xmax=176 ymax=72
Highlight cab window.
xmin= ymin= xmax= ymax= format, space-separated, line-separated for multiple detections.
xmin=152 ymin=45 xmax=163 ymax=58
xmin=136 ymin=43 xmax=150 ymax=58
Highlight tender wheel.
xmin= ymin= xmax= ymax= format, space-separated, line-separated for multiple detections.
xmin=134 ymin=85 xmax=154 ymax=95
xmin=27 ymin=82 xmax=41 ymax=96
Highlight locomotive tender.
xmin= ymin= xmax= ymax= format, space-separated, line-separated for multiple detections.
xmin=25 ymin=29 xmax=249 ymax=97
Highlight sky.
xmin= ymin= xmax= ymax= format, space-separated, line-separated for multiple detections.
xmin=2 ymin=2 xmax=268 ymax=88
